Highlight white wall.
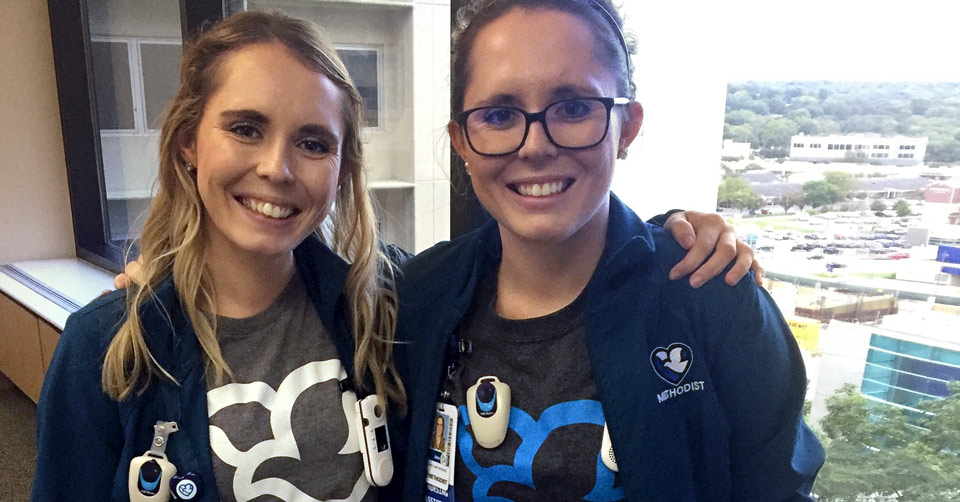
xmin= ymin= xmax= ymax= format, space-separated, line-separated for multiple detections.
xmin=0 ymin=0 xmax=75 ymax=263
xmin=613 ymin=2 xmax=727 ymax=216
xmin=808 ymin=321 xmax=872 ymax=425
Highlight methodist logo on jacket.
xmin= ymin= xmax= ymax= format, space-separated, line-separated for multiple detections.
xmin=650 ymin=343 xmax=705 ymax=404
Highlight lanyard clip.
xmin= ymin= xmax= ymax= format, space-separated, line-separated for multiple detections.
xmin=148 ymin=421 xmax=179 ymax=457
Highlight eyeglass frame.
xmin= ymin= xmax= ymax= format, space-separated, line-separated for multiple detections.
xmin=456 ymin=96 xmax=630 ymax=157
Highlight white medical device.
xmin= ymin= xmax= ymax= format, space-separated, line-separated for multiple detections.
xmin=466 ymin=376 xmax=511 ymax=449
xmin=129 ymin=421 xmax=179 ymax=501
xmin=355 ymin=395 xmax=394 ymax=486
xmin=601 ymin=422 xmax=618 ymax=472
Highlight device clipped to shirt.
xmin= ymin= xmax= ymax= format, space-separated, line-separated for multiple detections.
xmin=355 ymin=394 xmax=394 ymax=486
xmin=129 ymin=421 xmax=179 ymax=501
xmin=601 ymin=422 xmax=618 ymax=472
xmin=466 ymin=376 xmax=511 ymax=449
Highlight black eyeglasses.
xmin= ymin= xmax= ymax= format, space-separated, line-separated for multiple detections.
xmin=457 ymin=97 xmax=629 ymax=157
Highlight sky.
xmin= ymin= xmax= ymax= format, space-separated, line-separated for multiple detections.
xmin=621 ymin=0 xmax=960 ymax=83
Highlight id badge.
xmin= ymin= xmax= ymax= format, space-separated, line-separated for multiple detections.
xmin=425 ymin=402 xmax=457 ymax=502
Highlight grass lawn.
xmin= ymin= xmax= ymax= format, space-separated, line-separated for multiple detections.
xmin=731 ymin=215 xmax=816 ymax=233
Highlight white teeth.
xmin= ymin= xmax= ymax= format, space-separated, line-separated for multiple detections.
xmin=518 ymin=181 xmax=565 ymax=197
xmin=242 ymin=197 xmax=294 ymax=219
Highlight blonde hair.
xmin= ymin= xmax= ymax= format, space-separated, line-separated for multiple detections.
xmin=101 ymin=11 xmax=405 ymax=412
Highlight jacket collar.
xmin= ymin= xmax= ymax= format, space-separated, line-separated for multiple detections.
xmin=472 ymin=192 xmax=658 ymax=286
xmin=137 ymin=234 xmax=353 ymax=375
xmin=293 ymin=234 xmax=356 ymax=378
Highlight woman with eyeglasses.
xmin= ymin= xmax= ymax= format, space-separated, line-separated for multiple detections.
xmin=389 ymin=0 xmax=824 ymax=500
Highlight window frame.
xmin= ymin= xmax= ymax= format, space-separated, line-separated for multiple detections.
xmin=46 ymin=0 xmax=222 ymax=272
xmin=335 ymin=44 xmax=384 ymax=131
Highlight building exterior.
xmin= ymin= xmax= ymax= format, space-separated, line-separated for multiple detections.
xmin=861 ymin=330 xmax=960 ymax=419
xmin=923 ymin=180 xmax=960 ymax=226
xmin=789 ymin=133 xmax=928 ymax=166
xmin=721 ymin=139 xmax=752 ymax=159
xmin=805 ymin=311 xmax=960 ymax=424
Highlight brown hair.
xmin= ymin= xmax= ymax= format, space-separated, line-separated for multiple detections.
xmin=451 ymin=0 xmax=636 ymax=116
xmin=101 ymin=10 xmax=405 ymax=412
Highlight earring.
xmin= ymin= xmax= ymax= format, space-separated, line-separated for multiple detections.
xmin=464 ymin=162 xmax=471 ymax=176
xmin=617 ymin=150 xmax=628 ymax=160
xmin=186 ymin=162 xmax=196 ymax=172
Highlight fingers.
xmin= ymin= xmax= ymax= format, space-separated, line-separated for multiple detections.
xmin=113 ymin=274 xmax=130 ymax=290
xmin=686 ymin=228 xmax=738 ymax=288
xmin=663 ymin=212 xmax=696 ymax=250
xmin=751 ymin=260 xmax=765 ymax=287
xmin=114 ymin=259 xmax=144 ymax=289
xmin=669 ymin=230 xmax=724 ymax=282
xmin=723 ymin=239 xmax=756 ymax=286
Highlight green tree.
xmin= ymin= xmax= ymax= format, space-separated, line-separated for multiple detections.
xmin=813 ymin=383 xmax=960 ymax=501
xmin=803 ymin=180 xmax=841 ymax=208
xmin=823 ymin=171 xmax=855 ymax=199
xmin=894 ymin=199 xmax=912 ymax=217
xmin=726 ymin=124 xmax=757 ymax=146
xmin=910 ymin=98 xmax=930 ymax=115
xmin=758 ymin=117 xmax=800 ymax=149
xmin=871 ymin=200 xmax=887 ymax=211
xmin=716 ymin=177 xmax=759 ymax=210
xmin=775 ymin=191 xmax=806 ymax=213
xmin=726 ymin=109 xmax=758 ymax=126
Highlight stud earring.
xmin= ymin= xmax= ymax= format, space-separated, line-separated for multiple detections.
xmin=185 ymin=162 xmax=196 ymax=172
xmin=617 ymin=150 xmax=628 ymax=160
xmin=464 ymin=162 xmax=471 ymax=176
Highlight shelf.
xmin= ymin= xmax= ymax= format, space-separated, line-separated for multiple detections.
xmin=369 ymin=180 xmax=415 ymax=190
xmin=106 ymin=189 xmax=154 ymax=200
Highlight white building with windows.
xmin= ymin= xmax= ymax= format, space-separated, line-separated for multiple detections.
xmin=789 ymin=133 xmax=927 ymax=166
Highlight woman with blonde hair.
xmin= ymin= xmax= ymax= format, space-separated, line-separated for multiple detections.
xmin=34 ymin=9 xmax=755 ymax=502
xmin=34 ymin=11 xmax=401 ymax=501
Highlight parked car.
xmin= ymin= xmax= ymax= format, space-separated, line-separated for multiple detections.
xmin=824 ymin=247 xmax=840 ymax=255
xmin=808 ymin=254 xmax=825 ymax=260
xmin=888 ymin=252 xmax=910 ymax=260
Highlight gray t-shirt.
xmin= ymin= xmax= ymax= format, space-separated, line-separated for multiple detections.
xmin=206 ymin=274 xmax=374 ymax=502
xmin=446 ymin=272 xmax=625 ymax=501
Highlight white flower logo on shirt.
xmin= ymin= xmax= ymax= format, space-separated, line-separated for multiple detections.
xmin=207 ymin=360 xmax=369 ymax=501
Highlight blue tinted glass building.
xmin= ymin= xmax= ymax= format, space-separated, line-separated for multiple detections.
xmin=861 ymin=333 xmax=960 ymax=417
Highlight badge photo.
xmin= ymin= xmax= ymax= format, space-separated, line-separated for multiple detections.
xmin=426 ymin=402 xmax=458 ymax=502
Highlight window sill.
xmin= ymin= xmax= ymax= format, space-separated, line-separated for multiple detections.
xmin=0 ymin=259 xmax=114 ymax=330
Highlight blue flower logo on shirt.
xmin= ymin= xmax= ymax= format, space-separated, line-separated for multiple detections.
xmin=458 ymin=400 xmax=624 ymax=502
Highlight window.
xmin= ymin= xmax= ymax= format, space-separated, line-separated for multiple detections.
xmin=336 ymin=46 xmax=382 ymax=129
xmin=794 ymin=143 xmax=805 ymax=148
xmin=47 ymin=0 xmax=198 ymax=270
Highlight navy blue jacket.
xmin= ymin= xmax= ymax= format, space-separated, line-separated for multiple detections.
xmin=32 ymin=236 xmax=360 ymax=502
xmin=390 ymin=195 xmax=824 ymax=501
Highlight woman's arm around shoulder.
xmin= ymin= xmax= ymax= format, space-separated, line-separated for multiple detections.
xmin=32 ymin=293 xmax=127 ymax=501
xmin=698 ymin=279 xmax=825 ymax=501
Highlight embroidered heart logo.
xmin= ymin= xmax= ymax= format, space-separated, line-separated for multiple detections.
xmin=650 ymin=343 xmax=692 ymax=386
xmin=177 ymin=483 xmax=194 ymax=497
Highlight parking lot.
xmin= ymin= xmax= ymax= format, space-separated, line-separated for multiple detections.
xmin=735 ymin=212 xmax=926 ymax=279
